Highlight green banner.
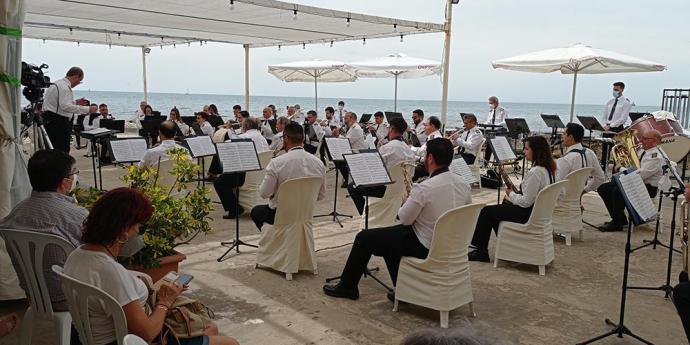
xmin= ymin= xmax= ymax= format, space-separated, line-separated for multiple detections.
xmin=0 ymin=73 xmax=20 ymax=86
xmin=0 ymin=26 xmax=22 ymax=37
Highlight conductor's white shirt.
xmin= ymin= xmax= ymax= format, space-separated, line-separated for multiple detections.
xmin=343 ymin=123 xmax=367 ymax=151
xmin=509 ymin=166 xmax=556 ymax=208
xmin=139 ymin=140 xmax=189 ymax=167
xmin=455 ymin=127 xmax=484 ymax=157
xmin=259 ymin=147 xmax=327 ymax=209
xmin=379 ymin=138 xmax=416 ymax=170
xmin=603 ymin=96 xmax=632 ymax=128
xmin=43 ymin=77 xmax=90 ymax=118
xmin=398 ymin=169 xmax=472 ymax=249
xmin=556 ymin=143 xmax=605 ymax=193
xmin=228 ymin=129 xmax=269 ymax=152
xmin=484 ymin=106 xmax=509 ymax=127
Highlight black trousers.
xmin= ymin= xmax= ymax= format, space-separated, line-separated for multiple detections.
xmin=483 ymin=145 xmax=493 ymax=163
xmin=597 ymin=182 xmax=658 ymax=225
xmin=455 ymin=152 xmax=476 ymax=165
xmin=674 ymin=279 xmax=690 ymax=343
xmin=334 ymin=160 xmax=349 ymax=184
xmin=208 ymin=155 xmax=223 ymax=175
xmin=319 ymin=140 xmax=328 ymax=164
xmin=346 ymin=183 xmax=387 ymax=215
xmin=339 ymin=224 xmax=428 ymax=289
xmin=43 ymin=112 xmax=71 ymax=153
xmin=250 ymin=204 xmax=276 ymax=231
xmin=471 ymin=203 xmax=533 ymax=251
xmin=213 ymin=172 xmax=246 ymax=213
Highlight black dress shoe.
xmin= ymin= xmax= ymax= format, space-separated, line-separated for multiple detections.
xmin=323 ymin=283 xmax=359 ymax=300
xmin=468 ymin=249 xmax=490 ymax=262
xmin=598 ymin=222 xmax=624 ymax=232
xmin=387 ymin=291 xmax=395 ymax=302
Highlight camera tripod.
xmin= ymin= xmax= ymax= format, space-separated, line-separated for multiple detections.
xmin=20 ymin=103 xmax=53 ymax=153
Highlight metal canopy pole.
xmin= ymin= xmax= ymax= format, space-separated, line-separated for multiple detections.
xmin=569 ymin=70 xmax=578 ymax=122
xmin=244 ymin=45 xmax=250 ymax=111
xmin=440 ymin=0 xmax=454 ymax=128
xmin=394 ymin=73 xmax=399 ymax=112
xmin=141 ymin=47 xmax=148 ymax=103
xmin=314 ymin=74 xmax=318 ymax=111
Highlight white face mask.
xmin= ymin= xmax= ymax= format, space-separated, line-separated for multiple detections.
xmin=69 ymin=174 xmax=78 ymax=192
xmin=489 ymin=104 xmax=496 ymax=110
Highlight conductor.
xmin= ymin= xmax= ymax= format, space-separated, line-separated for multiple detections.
xmin=42 ymin=67 xmax=90 ymax=153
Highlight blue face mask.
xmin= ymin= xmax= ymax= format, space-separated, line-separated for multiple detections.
xmin=612 ymin=91 xmax=621 ymax=98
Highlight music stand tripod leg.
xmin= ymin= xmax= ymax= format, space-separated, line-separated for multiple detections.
xmin=314 ymin=168 xmax=352 ymax=227
xmin=217 ymin=185 xmax=257 ymax=262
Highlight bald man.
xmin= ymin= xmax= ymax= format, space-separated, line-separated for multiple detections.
xmin=596 ymin=129 xmax=665 ymax=232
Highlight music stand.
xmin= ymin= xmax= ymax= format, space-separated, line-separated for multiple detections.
xmin=488 ymin=136 xmax=518 ymax=204
xmin=384 ymin=112 xmax=403 ymax=123
xmin=359 ymin=113 xmax=372 ymax=124
xmin=181 ymin=116 xmax=196 ymax=127
xmin=184 ymin=136 xmax=217 ymax=188
xmin=576 ymin=116 xmax=605 ymax=139
xmin=315 ymin=137 xmax=354 ymax=227
xmin=80 ymin=128 xmax=117 ymax=190
xmin=107 ymin=137 xmax=147 ymax=164
xmin=141 ymin=115 xmax=166 ymax=146
xmin=215 ymin=139 xmax=262 ymax=262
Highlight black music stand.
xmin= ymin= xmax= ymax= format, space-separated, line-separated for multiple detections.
xmin=359 ymin=113 xmax=372 ymax=124
xmin=80 ymin=129 xmax=117 ymax=190
xmin=184 ymin=136 xmax=217 ymax=188
xmin=578 ymin=169 xmax=656 ymax=345
xmin=141 ymin=115 xmax=166 ymax=147
xmin=477 ymin=123 xmax=503 ymax=140
xmin=315 ymin=137 xmax=353 ymax=227
xmin=384 ymin=112 xmax=403 ymax=123
xmin=215 ymin=139 xmax=262 ymax=262
xmin=541 ymin=113 xmax=565 ymax=152
xmin=576 ymin=116 xmax=605 ymax=140
xmin=181 ymin=116 xmax=196 ymax=127
xmin=100 ymin=119 xmax=125 ymax=133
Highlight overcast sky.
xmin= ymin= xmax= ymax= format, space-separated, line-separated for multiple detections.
xmin=22 ymin=0 xmax=689 ymax=106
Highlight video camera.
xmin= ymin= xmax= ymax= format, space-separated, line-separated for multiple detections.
xmin=21 ymin=62 xmax=51 ymax=104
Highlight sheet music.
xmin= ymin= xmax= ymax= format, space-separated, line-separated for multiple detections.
xmin=449 ymin=158 xmax=478 ymax=185
xmin=344 ymin=152 xmax=391 ymax=187
xmin=82 ymin=128 xmax=111 ymax=135
xmin=325 ymin=137 xmax=353 ymax=161
xmin=216 ymin=141 xmax=260 ymax=173
xmin=490 ymin=137 xmax=517 ymax=162
xmin=185 ymin=136 xmax=217 ymax=158
xmin=618 ymin=170 xmax=657 ymax=222
xmin=109 ymin=139 xmax=147 ymax=163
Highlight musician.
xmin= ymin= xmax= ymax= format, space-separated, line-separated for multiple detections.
xmin=336 ymin=100 xmax=347 ymax=125
xmin=469 ymin=136 xmax=557 ymax=262
xmin=83 ymin=104 xmax=101 ymax=131
xmin=411 ymin=116 xmax=442 ymax=180
xmin=304 ymin=110 xmax=325 ymax=154
xmin=250 ymin=122 xmax=327 ymax=230
xmin=213 ymin=118 xmax=269 ymax=219
xmin=331 ymin=112 xmax=367 ymax=187
xmin=323 ymin=138 xmax=472 ymax=300
xmin=483 ymin=96 xmax=509 ymax=162
xmin=602 ymin=82 xmax=632 ymax=132
xmin=292 ymin=104 xmax=306 ymax=124
xmin=168 ymin=107 xmax=190 ymax=137
xmin=346 ymin=117 xmax=416 ymax=215
xmin=286 ymin=106 xmax=296 ymax=121
xmin=319 ymin=106 xmax=339 ymax=163
xmin=451 ymin=113 xmax=484 ymax=164
xmin=139 ymin=121 xmax=189 ymax=168
xmin=672 ymin=183 xmax=690 ymax=343
xmin=556 ymin=123 xmax=605 ymax=192
xmin=132 ymin=101 xmax=147 ymax=130
xmin=596 ymin=129 xmax=664 ymax=232
xmin=195 ymin=112 xmax=214 ymax=136
xmin=407 ymin=109 xmax=427 ymax=146
xmin=260 ymin=107 xmax=278 ymax=144
xmin=232 ymin=105 xmax=242 ymax=122
xmin=367 ymin=111 xmax=389 ymax=146
xmin=42 ymin=66 xmax=91 ymax=153
xmin=269 ymin=116 xmax=290 ymax=154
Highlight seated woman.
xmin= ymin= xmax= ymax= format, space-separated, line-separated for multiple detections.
xmin=169 ymin=107 xmax=190 ymax=137
xmin=468 ymin=136 xmax=557 ymax=262
xmin=63 ymin=187 xmax=238 ymax=345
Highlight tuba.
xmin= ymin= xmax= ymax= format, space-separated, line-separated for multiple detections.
xmin=611 ymin=129 xmax=641 ymax=169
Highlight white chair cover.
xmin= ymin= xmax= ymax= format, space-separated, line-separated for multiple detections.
xmin=255 ymin=176 xmax=323 ymax=280
xmin=552 ymin=168 xmax=593 ymax=245
xmin=494 ymin=180 xmax=567 ymax=275
xmin=155 ymin=159 xmax=177 ymax=188
xmin=0 ymin=228 xmax=75 ymax=345
xmin=123 ymin=334 xmax=148 ymax=345
xmin=360 ymin=161 xmax=407 ymax=229
xmin=239 ymin=150 xmax=273 ymax=211
xmin=52 ymin=266 xmax=129 ymax=345
xmin=394 ymin=203 xmax=484 ymax=328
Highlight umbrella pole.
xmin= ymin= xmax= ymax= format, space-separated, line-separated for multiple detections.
xmin=394 ymin=74 xmax=398 ymax=112
xmin=244 ymin=45 xmax=250 ymax=111
xmin=141 ymin=47 xmax=148 ymax=103
xmin=314 ymin=75 xmax=318 ymax=112
xmin=569 ymin=70 xmax=578 ymax=122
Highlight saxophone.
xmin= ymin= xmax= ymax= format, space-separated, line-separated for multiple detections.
xmin=400 ymin=161 xmax=418 ymax=201
xmin=611 ymin=129 xmax=641 ymax=169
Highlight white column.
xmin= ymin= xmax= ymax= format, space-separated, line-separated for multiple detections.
xmin=141 ymin=47 xmax=148 ymax=103
xmin=569 ymin=70 xmax=578 ymax=122
xmin=440 ymin=0 xmax=454 ymax=129
xmin=244 ymin=45 xmax=250 ymax=111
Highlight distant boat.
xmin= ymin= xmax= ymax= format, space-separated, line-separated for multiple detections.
xmin=185 ymin=88 xmax=190 ymax=95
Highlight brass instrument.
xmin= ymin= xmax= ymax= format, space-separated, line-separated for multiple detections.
xmin=682 ymin=200 xmax=689 ymax=275
xmin=400 ymin=161 xmax=418 ymax=200
xmin=611 ymin=129 xmax=642 ymax=169
xmin=497 ymin=162 xmax=518 ymax=204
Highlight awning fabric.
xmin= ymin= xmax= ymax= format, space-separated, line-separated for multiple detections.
xmin=24 ymin=0 xmax=445 ymax=48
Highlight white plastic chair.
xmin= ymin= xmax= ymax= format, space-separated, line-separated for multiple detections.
xmin=155 ymin=158 xmax=177 ymax=188
xmin=239 ymin=150 xmax=273 ymax=211
xmin=552 ymin=168 xmax=593 ymax=245
xmin=393 ymin=203 xmax=484 ymax=328
xmin=0 ymin=228 xmax=75 ymax=345
xmin=494 ymin=181 xmax=567 ymax=276
xmin=52 ymin=265 xmax=129 ymax=345
xmin=255 ymin=176 xmax=323 ymax=280
xmin=123 ymin=334 xmax=148 ymax=345
xmin=360 ymin=161 xmax=407 ymax=229
xmin=469 ymin=138 xmax=486 ymax=188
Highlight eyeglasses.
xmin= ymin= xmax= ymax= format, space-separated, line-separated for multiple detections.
xmin=68 ymin=169 xmax=80 ymax=177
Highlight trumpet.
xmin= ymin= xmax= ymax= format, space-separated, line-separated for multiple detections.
xmin=445 ymin=127 xmax=464 ymax=140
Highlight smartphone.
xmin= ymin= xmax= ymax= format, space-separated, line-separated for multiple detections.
xmin=162 ymin=271 xmax=179 ymax=282
xmin=175 ymin=273 xmax=194 ymax=286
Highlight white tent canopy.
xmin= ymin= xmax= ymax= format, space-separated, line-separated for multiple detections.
xmin=268 ymin=60 xmax=356 ymax=110
xmin=349 ymin=53 xmax=441 ymax=111
xmin=492 ymin=43 xmax=666 ymax=121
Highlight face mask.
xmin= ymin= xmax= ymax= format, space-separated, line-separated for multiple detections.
xmin=69 ymin=174 xmax=78 ymax=192
xmin=489 ymin=104 xmax=496 ymax=109
xmin=118 ymin=233 xmax=145 ymax=258
xmin=612 ymin=91 xmax=621 ymax=98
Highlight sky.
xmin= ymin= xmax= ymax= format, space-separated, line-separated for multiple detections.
xmin=21 ymin=0 xmax=690 ymax=107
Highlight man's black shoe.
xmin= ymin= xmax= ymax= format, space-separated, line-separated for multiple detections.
xmin=387 ymin=291 xmax=395 ymax=302
xmin=598 ymin=222 xmax=624 ymax=232
xmin=323 ymin=283 xmax=359 ymax=300
xmin=468 ymin=249 xmax=490 ymax=262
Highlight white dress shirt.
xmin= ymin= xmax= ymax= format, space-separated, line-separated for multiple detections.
xmin=199 ymin=121 xmax=214 ymax=136
xmin=379 ymin=138 xmax=416 ymax=170
xmin=370 ymin=123 xmax=389 ymax=142
xmin=173 ymin=120 xmax=190 ymax=136
xmin=556 ymin=143 xmax=605 ymax=193
xmin=305 ymin=122 xmax=325 ymax=147
xmin=270 ymin=132 xmax=284 ymax=152
xmin=228 ymin=129 xmax=269 ymax=152
xmin=636 ymin=146 xmax=665 ymax=187
xmin=260 ymin=119 xmax=276 ymax=141
xmin=484 ymin=106 xmax=509 ymax=127
xmin=509 ymin=166 xmax=556 ymax=208
xmin=291 ymin=111 xmax=306 ymax=124
xmin=42 ymin=77 xmax=90 ymax=118
xmin=413 ymin=121 xmax=427 ymax=145
xmin=336 ymin=108 xmax=347 ymax=125
xmin=139 ymin=140 xmax=189 ymax=167
xmin=398 ymin=169 xmax=472 ymax=249
xmin=344 ymin=124 xmax=367 ymax=151
xmin=411 ymin=130 xmax=442 ymax=159
xmin=83 ymin=114 xmax=100 ymax=131
xmin=259 ymin=147 xmax=327 ymax=209
xmin=603 ymin=96 xmax=632 ymax=128
xmin=455 ymin=127 xmax=484 ymax=157
xmin=132 ymin=109 xmax=145 ymax=129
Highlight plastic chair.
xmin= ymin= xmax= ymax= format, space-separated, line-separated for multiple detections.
xmin=469 ymin=138 xmax=486 ymax=188
xmin=239 ymin=150 xmax=273 ymax=211
xmin=52 ymin=265 xmax=128 ymax=345
xmin=393 ymin=203 xmax=484 ymax=328
xmin=255 ymin=176 xmax=323 ymax=280
xmin=360 ymin=161 xmax=408 ymax=229
xmin=494 ymin=181 xmax=567 ymax=276
xmin=0 ymin=228 xmax=75 ymax=345
xmin=155 ymin=158 xmax=177 ymax=188
xmin=123 ymin=334 xmax=148 ymax=345
xmin=552 ymin=168 xmax=593 ymax=245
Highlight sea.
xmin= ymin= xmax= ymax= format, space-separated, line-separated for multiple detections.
xmin=69 ymin=90 xmax=660 ymax=132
